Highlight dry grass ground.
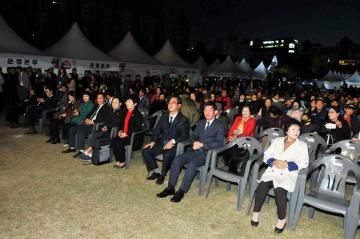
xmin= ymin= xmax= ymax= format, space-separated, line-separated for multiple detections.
xmin=0 ymin=120 xmax=358 ymax=239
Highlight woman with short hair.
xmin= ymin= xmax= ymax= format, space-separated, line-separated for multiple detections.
xmin=250 ymin=120 xmax=309 ymax=233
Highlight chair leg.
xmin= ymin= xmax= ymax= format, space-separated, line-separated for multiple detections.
xmin=206 ymin=174 xmax=214 ymax=197
xmin=226 ymin=182 xmax=231 ymax=191
xmin=199 ymin=168 xmax=207 ymax=196
xmin=246 ymin=182 xmax=258 ymax=215
xmin=236 ymin=180 xmax=246 ymax=211
xmin=265 ymin=195 xmax=270 ymax=203
xmin=308 ymin=207 xmax=315 ymax=219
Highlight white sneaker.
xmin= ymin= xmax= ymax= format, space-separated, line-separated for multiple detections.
xmin=63 ymin=144 xmax=69 ymax=147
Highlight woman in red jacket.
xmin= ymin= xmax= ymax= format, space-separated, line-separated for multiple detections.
xmin=227 ymin=105 xmax=256 ymax=141
xmin=216 ymin=89 xmax=231 ymax=110
xmin=224 ymin=105 xmax=257 ymax=175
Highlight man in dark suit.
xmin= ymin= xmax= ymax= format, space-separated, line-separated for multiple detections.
xmin=63 ymin=92 xmax=111 ymax=156
xmin=25 ymin=86 xmax=58 ymax=134
xmin=157 ymin=101 xmax=225 ymax=202
xmin=143 ymin=96 xmax=190 ymax=185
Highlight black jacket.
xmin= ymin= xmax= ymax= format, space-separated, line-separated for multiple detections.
xmin=151 ymin=112 xmax=190 ymax=145
xmin=117 ymin=108 xmax=144 ymax=150
xmin=319 ymin=118 xmax=351 ymax=144
xmin=88 ymin=104 xmax=112 ymax=124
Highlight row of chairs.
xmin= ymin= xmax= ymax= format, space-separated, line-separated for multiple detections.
xmin=34 ymin=106 xmax=360 ymax=238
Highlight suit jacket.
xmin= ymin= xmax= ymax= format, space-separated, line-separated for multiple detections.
xmin=191 ymin=119 xmax=226 ymax=155
xmin=88 ymin=104 xmax=112 ymax=124
xmin=105 ymin=108 xmax=125 ymax=130
xmin=41 ymin=95 xmax=58 ymax=110
xmin=151 ymin=112 xmax=190 ymax=145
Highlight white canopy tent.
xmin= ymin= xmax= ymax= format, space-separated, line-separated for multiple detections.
xmin=154 ymin=40 xmax=192 ymax=68
xmin=193 ymin=56 xmax=210 ymax=72
xmin=345 ymin=70 xmax=360 ymax=87
xmin=207 ymin=56 xmax=251 ymax=78
xmin=154 ymin=40 xmax=200 ymax=85
xmin=238 ymin=58 xmax=253 ymax=73
xmin=267 ymin=55 xmax=278 ymax=71
xmin=253 ymin=61 xmax=268 ymax=78
xmin=44 ymin=22 xmax=121 ymax=73
xmin=318 ymin=70 xmax=343 ymax=89
xmin=0 ymin=16 xmax=42 ymax=55
xmin=109 ymin=32 xmax=162 ymax=66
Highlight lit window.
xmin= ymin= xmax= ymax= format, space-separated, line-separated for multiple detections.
xmin=289 ymin=43 xmax=295 ymax=49
xmin=250 ymin=41 xmax=253 ymax=46
xmin=288 ymin=50 xmax=295 ymax=54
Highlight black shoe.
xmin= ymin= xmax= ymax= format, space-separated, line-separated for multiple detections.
xmin=170 ymin=190 xmax=184 ymax=203
xmin=62 ymin=148 xmax=76 ymax=153
xmin=156 ymin=187 xmax=175 ymax=198
xmin=51 ymin=138 xmax=60 ymax=144
xmin=274 ymin=223 xmax=286 ymax=234
xmin=146 ymin=172 xmax=160 ymax=180
xmin=46 ymin=138 xmax=54 ymax=143
xmin=250 ymin=220 xmax=259 ymax=227
xmin=156 ymin=176 xmax=165 ymax=185
xmin=73 ymin=152 xmax=82 ymax=158
xmin=25 ymin=129 xmax=37 ymax=134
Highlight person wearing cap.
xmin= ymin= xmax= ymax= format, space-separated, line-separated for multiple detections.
xmin=343 ymin=104 xmax=360 ymax=137
xmin=47 ymin=91 xmax=80 ymax=144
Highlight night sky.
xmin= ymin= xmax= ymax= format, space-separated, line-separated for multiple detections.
xmin=165 ymin=0 xmax=360 ymax=45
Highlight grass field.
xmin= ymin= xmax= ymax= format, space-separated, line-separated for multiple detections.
xmin=0 ymin=120 xmax=357 ymax=239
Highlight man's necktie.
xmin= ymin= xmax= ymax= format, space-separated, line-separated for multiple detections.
xmin=205 ymin=121 xmax=210 ymax=130
xmin=169 ymin=116 xmax=173 ymax=125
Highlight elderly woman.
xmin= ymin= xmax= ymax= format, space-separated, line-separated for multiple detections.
xmin=224 ymin=105 xmax=256 ymax=175
xmin=112 ymin=97 xmax=143 ymax=168
xmin=251 ymin=120 xmax=309 ymax=233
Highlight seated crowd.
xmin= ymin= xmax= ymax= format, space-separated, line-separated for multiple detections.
xmin=2 ymin=66 xmax=360 ymax=234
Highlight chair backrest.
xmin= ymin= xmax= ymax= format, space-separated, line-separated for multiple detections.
xmin=258 ymin=127 xmax=284 ymax=150
xmin=310 ymin=154 xmax=360 ymax=198
xmin=325 ymin=140 xmax=360 ymax=161
xmin=138 ymin=107 xmax=149 ymax=119
xmin=233 ymin=136 xmax=264 ymax=160
xmin=148 ymin=110 xmax=165 ymax=129
xmin=300 ymin=133 xmax=328 ymax=163
xmin=225 ymin=107 xmax=239 ymax=122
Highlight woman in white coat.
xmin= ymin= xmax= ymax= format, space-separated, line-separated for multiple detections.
xmin=250 ymin=120 xmax=309 ymax=233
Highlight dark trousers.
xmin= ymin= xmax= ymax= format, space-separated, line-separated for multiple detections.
xmin=68 ymin=124 xmax=93 ymax=149
xmin=168 ymin=150 xmax=206 ymax=193
xmin=6 ymin=103 xmax=19 ymax=124
xmin=142 ymin=143 xmax=176 ymax=177
xmin=26 ymin=106 xmax=42 ymax=126
xmin=112 ymin=136 xmax=130 ymax=163
xmin=49 ymin=118 xmax=63 ymax=139
xmin=253 ymin=181 xmax=288 ymax=220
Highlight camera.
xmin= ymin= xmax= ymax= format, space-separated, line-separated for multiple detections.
xmin=325 ymin=123 xmax=336 ymax=130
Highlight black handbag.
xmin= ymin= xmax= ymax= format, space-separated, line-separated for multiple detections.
xmin=225 ymin=145 xmax=250 ymax=176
